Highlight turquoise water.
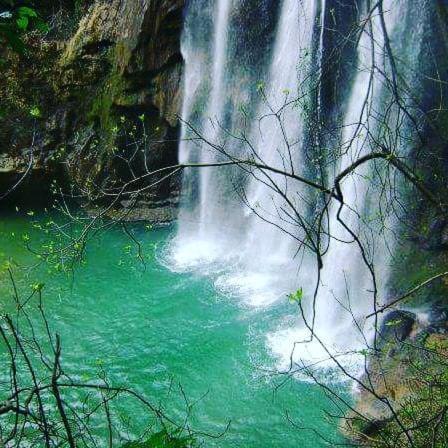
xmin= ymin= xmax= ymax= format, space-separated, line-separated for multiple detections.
xmin=0 ymin=212 xmax=344 ymax=447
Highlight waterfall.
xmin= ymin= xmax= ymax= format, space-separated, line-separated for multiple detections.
xmin=175 ymin=0 xmax=247 ymax=266
xmin=268 ymin=0 xmax=424 ymax=368
xmin=197 ymin=0 xmax=232 ymax=235
xmin=175 ymin=0 xmax=319 ymax=303
xmin=172 ymin=0 xmax=430 ymax=371
xmin=242 ymin=0 xmax=317 ymax=269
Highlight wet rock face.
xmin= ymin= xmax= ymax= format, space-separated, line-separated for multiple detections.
xmin=59 ymin=0 xmax=184 ymax=124
xmin=59 ymin=0 xmax=185 ymax=222
xmin=0 ymin=0 xmax=185 ymax=223
xmin=344 ymin=294 xmax=448 ymax=443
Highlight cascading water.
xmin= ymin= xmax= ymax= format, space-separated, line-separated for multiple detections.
xmin=268 ymin=0 xmax=430 ymax=369
xmin=241 ymin=0 xmax=317 ymax=272
xmin=175 ymin=0 xmax=319 ymax=304
xmin=196 ymin=0 xmax=232 ymax=235
xmin=171 ymin=0 xmax=431 ymax=372
xmin=268 ymin=0 xmax=401 ymax=367
xmin=175 ymin=0 xmax=256 ymax=265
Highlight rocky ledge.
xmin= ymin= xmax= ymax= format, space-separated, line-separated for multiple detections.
xmin=343 ymin=309 xmax=448 ymax=444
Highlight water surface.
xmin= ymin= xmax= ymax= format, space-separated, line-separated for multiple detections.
xmin=0 ymin=212 xmax=343 ymax=447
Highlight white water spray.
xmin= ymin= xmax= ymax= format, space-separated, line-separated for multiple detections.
xmin=172 ymin=0 xmax=428 ymax=371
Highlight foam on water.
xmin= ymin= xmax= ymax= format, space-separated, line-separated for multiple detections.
xmin=166 ymin=234 xmax=295 ymax=308
xmin=169 ymin=236 xmax=228 ymax=269
xmin=267 ymin=325 xmax=365 ymax=379
xmin=215 ymin=271 xmax=290 ymax=307
xmin=165 ymin=226 xmax=366 ymax=378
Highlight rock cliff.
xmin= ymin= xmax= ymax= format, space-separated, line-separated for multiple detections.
xmin=0 ymin=0 xmax=185 ymax=222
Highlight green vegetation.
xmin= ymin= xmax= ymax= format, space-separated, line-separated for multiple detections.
xmin=0 ymin=2 xmax=48 ymax=53
xmin=1 ymin=1 xmax=448 ymax=447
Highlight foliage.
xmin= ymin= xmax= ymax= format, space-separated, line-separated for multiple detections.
xmin=288 ymin=287 xmax=303 ymax=304
xmin=0 ymin=0 xmax=448 ymax=446
xmin=0 ymin=1 xmax=63 ymax=154
xmin=0 ymin=1 xmax=48 ymax=53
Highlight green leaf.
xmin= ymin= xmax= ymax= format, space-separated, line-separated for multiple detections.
xmin=0 ymin=25 xmax=25 ymax=53
xmin=288 ymin=287 xmax=303 ymax=304
xmin=17 ymin=7 xmax=38 ymax=18
xmin=16 ymin=16 xmax=28 ymax=30
xmin=29 ymin=106 xmax=41 ymax=118
xmin=121 ymin=430 xmax=195 ymax=448
xmin=35 ymin=20 xmax=49 ymax=33
xmin=31 ymin=282 xmax=45 ymax=292
xmin=385 ymin=319 xmax=402 ymax=327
